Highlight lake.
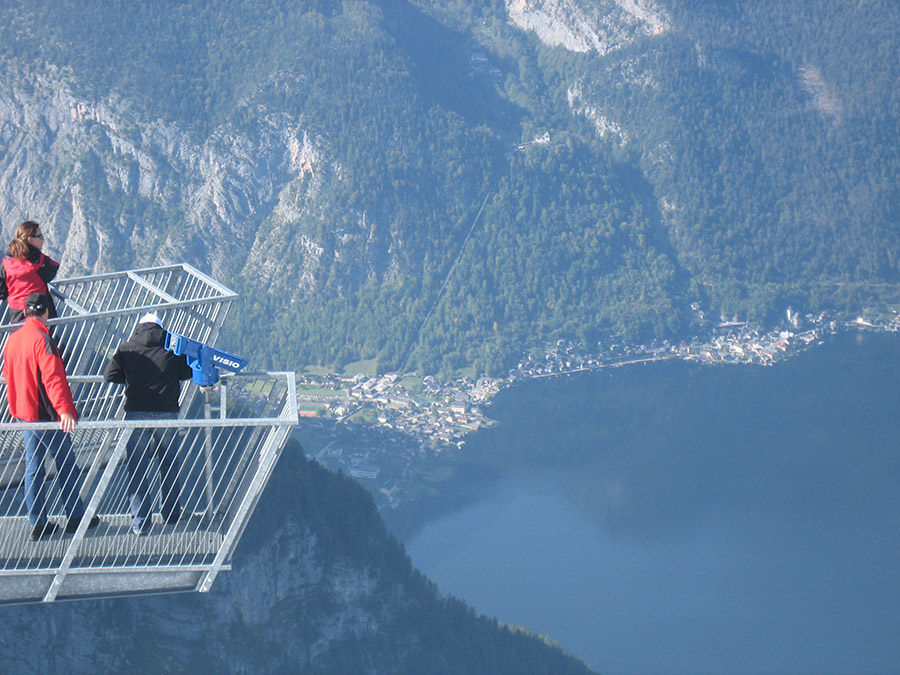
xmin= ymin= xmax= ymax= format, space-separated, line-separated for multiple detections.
xmin=404 ymin=331 xmax=900 ymax=674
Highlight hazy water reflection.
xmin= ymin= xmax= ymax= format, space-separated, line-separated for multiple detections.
xmin=405 ymin=333 xmax=900 ymax=674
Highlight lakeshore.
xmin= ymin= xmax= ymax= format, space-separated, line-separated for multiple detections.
xmin=403 ymin=330 xmax=900 ymax=674
xmin=296 ymin=308 xmax=900 ymax=514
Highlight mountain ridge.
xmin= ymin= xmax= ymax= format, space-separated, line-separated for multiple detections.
xmin=1 ymin=0 xmax=898 ymax=374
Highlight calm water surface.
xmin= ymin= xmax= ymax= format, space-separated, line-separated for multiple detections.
xmin=405 ymin=332 xmax=900 ymax=674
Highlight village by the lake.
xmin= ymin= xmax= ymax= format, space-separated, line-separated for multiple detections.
xmin=295 ymin=307 xmax=900 ymax=513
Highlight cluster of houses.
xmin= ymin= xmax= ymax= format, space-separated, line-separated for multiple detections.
xmin=299 ymin=371 xmax=499 ymax=424
xmin=298 ymin=371 xmax=500 ymax=510
xmin=300 ymin=306 xmax=899 ymax=512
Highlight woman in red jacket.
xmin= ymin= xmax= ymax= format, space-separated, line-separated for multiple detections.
xmin=0 ymin=221 xmax=59 ymax=323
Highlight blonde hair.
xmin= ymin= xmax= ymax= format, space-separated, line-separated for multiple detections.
xmin=8 ymin=221 xmax=41 ymax=260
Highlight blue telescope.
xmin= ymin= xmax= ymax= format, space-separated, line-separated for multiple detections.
xmin=165 ymin=332 xmax=248 ymax=386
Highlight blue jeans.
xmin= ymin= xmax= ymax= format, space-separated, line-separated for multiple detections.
xmin=21 ymin=427 xmax=87 ymax=528
xmin=124 ymin=411 xmax=183 ymax=532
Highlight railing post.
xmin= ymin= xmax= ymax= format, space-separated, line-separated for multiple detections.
xmin=79 ymin=427 xmax=116 ymax=502
xmin=203 ymin=401 xmax=215 ymax=516
xmin=196 ymin=423 xmax=292 ymax=593
xmin=44 ymin=429 xmax=132 ymax=603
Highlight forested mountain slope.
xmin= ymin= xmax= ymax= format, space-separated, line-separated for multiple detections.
xmin=0 ymin=0 xmax=897 ymax=375
xmin=0 ymin=443 xmax=590 ymax=673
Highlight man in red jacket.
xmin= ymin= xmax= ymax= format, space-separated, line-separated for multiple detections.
xmin=2 ymin=292 xmax=97 ymax=540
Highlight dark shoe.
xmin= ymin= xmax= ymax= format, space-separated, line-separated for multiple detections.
xmin=30 ymin=522 xmax=59 ymax=541
xmin=65 ymin=515 xmax=100 ymax=534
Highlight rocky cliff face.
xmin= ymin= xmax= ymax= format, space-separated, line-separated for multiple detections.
xmin=505 ymin=0 xmax=670 ymax=146
xmin=506 ymin=0 xmax=670 ymax=54
xmin=0 ymin=61 xmax=344 ymax=292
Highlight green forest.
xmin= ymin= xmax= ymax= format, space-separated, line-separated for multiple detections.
xmin=1 ymin=0 xmax=898 ymax=376
xmin=243 ymin=442 xmax=593 ymax=673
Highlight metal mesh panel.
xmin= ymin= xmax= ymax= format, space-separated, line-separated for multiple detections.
xmin=0 ymin=264 xmax=235 ymax=380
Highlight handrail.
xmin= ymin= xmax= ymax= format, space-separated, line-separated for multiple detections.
xmin=0 ymin=371 xmax=297 ymax=603
xmin=0 ymin=265 xmax=297 ymax=604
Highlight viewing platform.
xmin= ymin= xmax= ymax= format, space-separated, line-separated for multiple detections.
xmin=0 ymin=265 xmax=297 ymax=604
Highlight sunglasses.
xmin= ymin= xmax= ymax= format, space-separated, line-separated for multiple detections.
xmin=30 ymin=233 xmax=44 ymax=239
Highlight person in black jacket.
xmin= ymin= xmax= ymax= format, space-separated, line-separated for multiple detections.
xmin=103 ymin=312 xmax=193 ymax=535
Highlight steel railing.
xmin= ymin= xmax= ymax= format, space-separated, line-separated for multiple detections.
xmin=0 ymin=264 xmax=236 ymax=379
xmin=0 ymin=373 xmax=297 ymax=603
xmin=0 ymin=265 xmax=298 ymax=603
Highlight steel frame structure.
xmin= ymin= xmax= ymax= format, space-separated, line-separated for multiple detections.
xmin=0 ymin=265 xmax=297 ymax=603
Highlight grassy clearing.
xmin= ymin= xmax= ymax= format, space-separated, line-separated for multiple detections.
xmin=343 ymin=358 xmax=379 ymax=377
